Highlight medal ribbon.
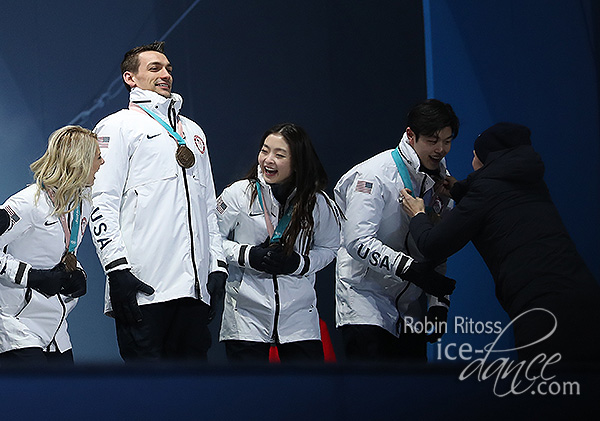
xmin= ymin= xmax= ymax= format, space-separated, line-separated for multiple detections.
xmin=46 ymin=189 xmax=82 ymax=254
xmin=256 ymin=181 xmax=294 ymax=244
xmin=130 ymin=103 xmax=186 ymax=145
xmin=391 ymin=147 xmax=415 ymax=198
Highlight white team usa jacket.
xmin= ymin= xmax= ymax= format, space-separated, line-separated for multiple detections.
xmin=91 ymin=88 xmax=226 ymax=314
xmin=0 ymin=184 xmax=91 ymax=353
xmin=334 ymin=133 xmax=452 ymax=337
xmin=216 ymin=174 xmax=340 ymax=344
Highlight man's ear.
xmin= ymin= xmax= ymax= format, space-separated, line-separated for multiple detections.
xmin=406 ymin=127 xmax=416 ymax=146
xmin=123 ymin=71 xmax=137 ymax=89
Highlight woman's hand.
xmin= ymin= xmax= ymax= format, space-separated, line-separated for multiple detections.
xmin=435 ymin=176 xmax=457 ymax=198
xmin=400 ymin=188 xmax=425 ymax=217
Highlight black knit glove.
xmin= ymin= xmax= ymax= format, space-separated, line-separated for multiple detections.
xmin=108 ymin=269 xmax=155 ymax=324
xmin=61 ymin=267 xmax=87 ymax=298
xmin=425 ymin=306 xmax=448 ymax=343
xmin=248 ymin=237 xmax=271 ymax=271
xmin=208 ymin=270 xmax=227 ymax=305
xmin=27 ymin=264 xmax=71 ymax=297
xmin=263 ymin=245 xmax=301 ymax=275
xmin=0 ymin=209 xmax=9 ymax=235
xmin=399 ymin=261 xmax=456 ymax=297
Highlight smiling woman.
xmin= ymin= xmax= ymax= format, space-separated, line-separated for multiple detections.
xmin=258 ymin=134 xmax=294 ymax=184
xmin=215 ymin=122 xmax=342 ymax=363
xmin=0 ymin=126 xmax=102 ymax=366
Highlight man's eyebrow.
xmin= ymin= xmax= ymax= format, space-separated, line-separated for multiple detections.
xmin=146 ymin=61 xmax=172 ymax=68
xmin=425 ymin=133 xmax=453 ymax=141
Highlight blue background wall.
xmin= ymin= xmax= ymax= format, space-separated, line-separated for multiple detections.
xmin=0 ymin=0 xmax=426 ymax=362
xmin=422 ymin=0 xmax=600 ymax=359
xmin=0 ymin=0 xmax=598 ymax=366
xmin=2 ymin=1 xmax=600 ymax=416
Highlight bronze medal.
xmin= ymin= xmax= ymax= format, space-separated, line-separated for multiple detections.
xmin=62 ymin=251 xmax=78 ymax=272
xmin=176 ymin=144 xmax=195 ymax=169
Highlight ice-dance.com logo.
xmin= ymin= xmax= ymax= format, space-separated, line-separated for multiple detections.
xmin=412 ymin=308 xmax=581 ymax=397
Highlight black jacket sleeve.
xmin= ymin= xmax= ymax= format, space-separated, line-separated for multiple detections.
xmin=409 ymin=184 xmax=488 ymax=262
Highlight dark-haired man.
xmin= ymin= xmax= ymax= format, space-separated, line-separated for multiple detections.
xmin=91 ymin=41 xmax=227 ymax=362
xmin=334 ymin=99 xmax=459 ymax=362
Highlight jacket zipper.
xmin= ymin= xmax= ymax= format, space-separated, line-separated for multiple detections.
xmin=47 ymin=294 xmax=67 ymax=350
xmin=14 ymin=287 xmax=33 ymax=318
xmin=394 ymin=231 xmax=416 ymax=334
xmin=182 ymin=171 xmax=201 ymax=298
xmin=270 ymin=192 xmax=288 ymax=343
xmin=169 ymin=100 xmax=201 ymax=299
xmin=272 ymin=274 xmax=281 ymax=343
xmin=419 ymin=175 xmax=428 ymax=197
xmin=394 ymin=283 xmax=411 ymax=335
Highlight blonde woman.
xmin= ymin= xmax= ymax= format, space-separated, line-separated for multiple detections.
xmin=0 ymin=125 xmax=104 ymax=365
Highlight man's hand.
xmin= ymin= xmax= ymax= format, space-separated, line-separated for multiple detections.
xmin=425 ymin=306 xmax=448 ymax=343
xmin=434 ymin=176 xmax=457 ymax=198
xmin=399 ymin=188 xmax=425 ymax=217
xmin=207 ymin=271 xmax=227 ymax=322
xmin=399 ymin=261 xmax=456 ymax=298
xmin=207 ymin=271 xmax=227 ymax=304
xmin=108 ymin=269 xmax=155 ymax=324
xmin=0 ymin=209 xmax=9 ymax=235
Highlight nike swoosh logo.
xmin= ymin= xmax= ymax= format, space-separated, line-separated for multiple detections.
xmin=44 ymin=220 xmax=59 ymax=226
xmin=147 ymin=133 xmax=160 ymax=139
xmin=249 ymin=212 xmax=263 ymax=217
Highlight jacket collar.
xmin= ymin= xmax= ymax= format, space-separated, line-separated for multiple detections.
xmin=396 ymin=132 xmax=448 ymax=195
xmin=129 ymin=87 xmax=183 ymax=120
xmin=256 ymin=168 xmax=297 ymax=208
xmin=397 ymin=132 xmax=448 ymax=177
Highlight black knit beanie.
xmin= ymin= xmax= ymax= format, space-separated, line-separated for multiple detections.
xmin=474 ymin=122 xmax=531 ymax=164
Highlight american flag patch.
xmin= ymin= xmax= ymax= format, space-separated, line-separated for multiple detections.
xmin=4 ymin=205 xmax=20 ymax=230
xmin=216 ymin=197 xmax=228 ymax=214
xmin=355 ymin=180 xmax=373 ymax=194
xmin=97 ymin=136 xmax=110 ymax=148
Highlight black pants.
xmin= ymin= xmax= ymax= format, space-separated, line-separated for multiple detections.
xmin=341 ymin=324 xmax=427 ymax=362
xmin=224 ymin=340 xmax=324 ymax=363
xmin=115 ymin=297 xmax=212 ymax=363
xmin=0 ymin=347 xmax=73 ymax=366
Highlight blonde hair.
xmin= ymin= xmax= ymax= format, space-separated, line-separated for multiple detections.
xmin=30 ymin=125 xmax=98 ymax=215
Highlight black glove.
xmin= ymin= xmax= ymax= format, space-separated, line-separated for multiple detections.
xmin=425 ymin=306 xmax=448 ymax=343
xmin=399 ymin=261 xmax=456 ymax=297
xmin=207 ymin=271 xmax=227 ymax=315
xmin=0 ymin=208 xmax=9 ymax=235
xmin=207 ymin=271 xmax=227 ymax=323
xmin=27 ymin=264 xmax=71 ymax=297
xmin=61 ymin=267 xmax=87 ymax=298
xmin=108 ymin=269 xmax=155 ymax=324
xmin=248 ymin=237 xmax=271 ymax=271
xmin=262 ymin=245 xmax=301 ymax=275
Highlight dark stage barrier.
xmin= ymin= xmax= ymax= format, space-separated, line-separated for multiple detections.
xmin=1 ymin=362 xmax=598 ymax=419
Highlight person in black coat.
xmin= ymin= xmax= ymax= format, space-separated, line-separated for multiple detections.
xmin=400 ymin=122 xmax=600 ymax=363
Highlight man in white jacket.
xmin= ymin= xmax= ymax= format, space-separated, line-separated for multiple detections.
xmin=91 ymin=41 xmax=227 ymax=362
xmin=335 ymin=99 xmax=459 ymax=362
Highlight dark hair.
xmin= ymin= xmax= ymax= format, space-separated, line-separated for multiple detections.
xmin=120 ymin=41 xmax=166 ymax=91
xmin=407 ymin=99 xmax=460 ymax=140
xmin=245 ymin=123 xmax=334 ymax=255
